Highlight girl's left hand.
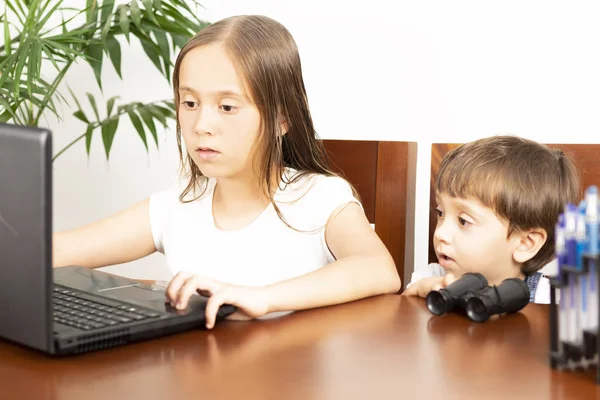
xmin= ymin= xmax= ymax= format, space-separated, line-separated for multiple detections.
xmin=165 ymin=272 xmax=271 ymax=329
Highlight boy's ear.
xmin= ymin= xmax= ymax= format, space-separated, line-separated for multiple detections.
xmin=512 ymin=228 xmax=547 ymax=264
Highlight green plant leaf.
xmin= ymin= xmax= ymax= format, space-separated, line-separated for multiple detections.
xmin=152 ymin=0 xmax=163 ymax=12
xmin=38 ymin=76 xmax=68 ymax=106
xmin=130 ymin=0 xmax=142 ymax=32
xmin=85 ymin=124 xmax=94 ymax=155
xmin=68 ymin=87 xmax=84 ymax=112
xmin=35 ymin=0 xmax=64 ymax=34
xmin=152 ymin=29 xmax=170 ymax=59
xmin=86 ymin=92 xmax=100 ymax=120
xmin=22 ymin=0 xmax=41 ymax=35
xmin=152 ymin=13 xmax=193 ymax=36
xmin=73 ymin=110 xmax=89 ymax=123
xmin=40 ymin=5 xmax=87 ymax=37
xmin=40 ymin=42 xmax=61 ymax=72
xmin=105 ymin=35 xmax=122 ymax=78
xmin=60 ymin=10 xmax=67 ymax=35
xmin=106 ymin=95 xmax=119 ymax=116
xmin=142 ymin=0 xmax=158 ymax=24
xmin=155 ymin=104 xmax=176 ymax=119
xmin=100 ymin=13 xmax=112 ymax=42
xmin=128 ymin=110 xmax=148 ymax=150
xmin=85 ymin=43 xmax=104 ymax=90
xmin=43 ymin=39 xmax=90 ymax=61
xmin=86 ymin=0 xmax=98 ymax=24
xmin=3 ymin=4 xmax=11 ymax=57
xmin=119 ymin=5 xmax=130 ymax=42
xmin=137 ymin=35 xmax=164 ymax=76
xmin=13 ymin=39 xmax=31 ymax=97
xmin=46 ymin=27 xmax=97 ymax=42
xmin=100 ymin=0 xmax=115 ymax=24
xmin=101 ymin=116 xmax=120 ymax=159
xmin=5 ymin=1 xmax=25 ymax=26
xmin=137 ymin=106 xmax=158 ymax=146
xmin=147 ymin=104 xmax=167 ymax=126
xmin=170 ymin=0 xmax=195 ymax=17
xmin=0 ymin=110 xmax=14 ymax=123
xmin=27 ymin=40 xmax=42 ymax=96
xmin=161 ymin=3 xmax=203 ymax=33
xmin=171 ymin=34 xmax=188 ymax=50
xmin=152 ymin=29 xmax=170 ymax=77
xmin=0 ymin=96 xmax=21 ymax=123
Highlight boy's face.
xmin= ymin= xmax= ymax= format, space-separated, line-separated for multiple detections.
xmin=433 ymin=192 xmax=523 ymax=285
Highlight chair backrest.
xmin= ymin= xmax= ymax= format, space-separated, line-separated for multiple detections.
xmin=427 ymin=142 xmax=600 ymax=264
xmin=322 ymin=140 xmax=417 ymax=288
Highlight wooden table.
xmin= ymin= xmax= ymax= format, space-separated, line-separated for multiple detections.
xmin=0 ymin=294 xmax=598 ymax=400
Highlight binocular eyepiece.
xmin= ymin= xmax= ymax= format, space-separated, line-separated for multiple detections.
xmin=426 ymin=272 xmax=531 ymax=322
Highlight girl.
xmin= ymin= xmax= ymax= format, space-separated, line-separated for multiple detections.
xmin=53 ymin=15 xmax=401 ymax=329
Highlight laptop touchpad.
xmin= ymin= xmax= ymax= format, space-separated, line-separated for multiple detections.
xmin=99 ymin=284 xmax=208 ymax=314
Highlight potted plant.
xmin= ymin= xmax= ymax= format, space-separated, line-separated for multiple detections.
xmin=0 ymin=0 xmax=207 ymax=160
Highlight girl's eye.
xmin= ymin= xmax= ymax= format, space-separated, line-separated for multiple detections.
xmin=458 ymin=217 xmax=470 ymax=226
xmin=435 ymin=208 xmax=443 ymax=218
xmin=181 ymin=101 xmax=197 ymax=108
xmin=220 ymin=105 xmax=236 ymax=112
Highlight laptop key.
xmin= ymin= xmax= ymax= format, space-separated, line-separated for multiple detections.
xmin=137 ymin=311 xmax=161 ymax=318
xmin=70 ymin=292 xmax=124 ymax=308
xmin=108 ymin=315 xmax=132 ymax=323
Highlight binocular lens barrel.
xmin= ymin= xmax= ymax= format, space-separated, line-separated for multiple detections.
xmin=465 ymin=278 xmax=530 ymax=322
xmin=426 ymin=272 xmax=488 ymax=316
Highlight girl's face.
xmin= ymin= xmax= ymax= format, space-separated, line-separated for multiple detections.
xmin=178 ymin=43 xmax=261 ymax=181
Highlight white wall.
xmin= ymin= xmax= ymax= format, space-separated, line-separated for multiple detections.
xmin=49 ymin=0 xmax=600 ymax=281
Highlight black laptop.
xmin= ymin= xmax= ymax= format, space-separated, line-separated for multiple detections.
xmin=0 ymin=123 xmax=236 ymax=355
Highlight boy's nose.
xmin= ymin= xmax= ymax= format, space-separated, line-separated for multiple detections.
xmin=433 ymin=220 xmax=452 ymax=245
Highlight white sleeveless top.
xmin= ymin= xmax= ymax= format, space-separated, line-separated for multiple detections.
xmin=149 ymin=169 xmax=360 ymax=287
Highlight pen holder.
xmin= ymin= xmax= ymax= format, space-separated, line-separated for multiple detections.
xmin=549 ymin=253 xmax=600 ymax=383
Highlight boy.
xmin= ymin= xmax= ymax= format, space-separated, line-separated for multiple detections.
xmin=404 ymin=135 xmax=580 ymax=304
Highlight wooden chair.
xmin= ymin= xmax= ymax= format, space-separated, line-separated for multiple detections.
xmin=322 ymin=140 xmax=418 ymax=289
xmin=427 ymin=142 xmax=600 ymax=264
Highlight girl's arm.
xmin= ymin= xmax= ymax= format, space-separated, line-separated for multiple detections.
xmin=167 ymin=202 xmax=401 ymax=329
xmin=262 ymin=202 xmax=401 ymax=312
xmin=52 ymin=199 xmax=156 ymax=268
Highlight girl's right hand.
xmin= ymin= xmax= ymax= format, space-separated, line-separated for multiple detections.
xmin=165 ymin=272 xmax=271 ymax=329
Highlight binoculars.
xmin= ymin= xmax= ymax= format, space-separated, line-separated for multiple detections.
xmin=426 ymin=272 xmax=530 ymax=322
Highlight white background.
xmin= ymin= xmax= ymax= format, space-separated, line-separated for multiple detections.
xmin=45 ymin=0 xmax=600 ymax=282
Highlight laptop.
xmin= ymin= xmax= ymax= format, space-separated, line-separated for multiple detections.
xmin=0 ymin=123 xmax=236 ymax=355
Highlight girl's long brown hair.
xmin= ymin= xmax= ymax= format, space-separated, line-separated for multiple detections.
xmin=172 ymin=15 xmax=356 ymax=226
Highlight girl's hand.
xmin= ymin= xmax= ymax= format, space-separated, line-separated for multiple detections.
xmin=165 ymin=272 xmax=271 ymax=329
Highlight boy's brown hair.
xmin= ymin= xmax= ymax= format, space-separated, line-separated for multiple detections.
xmin=436 ymin=135 xmax=581 ymax=274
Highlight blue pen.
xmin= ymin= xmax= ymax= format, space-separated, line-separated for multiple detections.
xmin=556 ymin=214 xmax=568 ymax=344
xmin=575 ymin=202 xmax=588 ymax=340
xmin=585 ymin=186 xmax=599 ymax=330
xmin=564 ymin=203 xmax=579 ymax=343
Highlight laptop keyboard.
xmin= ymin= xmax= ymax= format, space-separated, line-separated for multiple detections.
xmin=53 ymin=287 xmax=163 ymax=331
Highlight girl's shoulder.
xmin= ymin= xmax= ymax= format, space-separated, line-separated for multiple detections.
xmin=277 ymin=168 xmax=355 ymax=202
xmin=275 ymin=168 xmax=359 ymax=229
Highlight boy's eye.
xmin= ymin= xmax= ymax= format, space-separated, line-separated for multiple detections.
xmin=458 ymin=217 xmax=470 ymax=226
xmin=435 ymin=208 xmax=443 ymax=218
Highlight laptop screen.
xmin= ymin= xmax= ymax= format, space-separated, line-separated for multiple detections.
xmin=0 ymin=123 xmax=53 ymax=352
